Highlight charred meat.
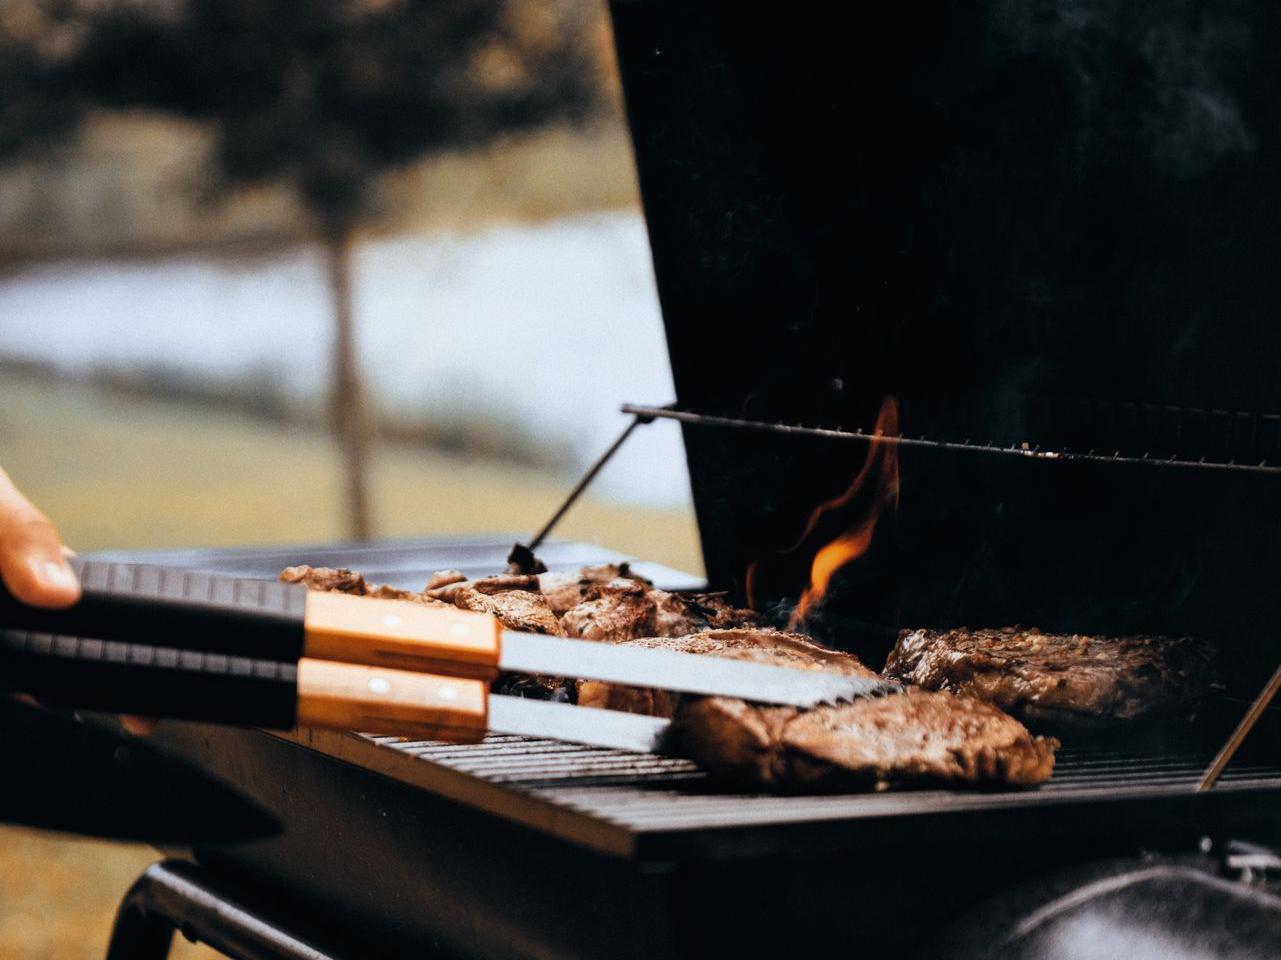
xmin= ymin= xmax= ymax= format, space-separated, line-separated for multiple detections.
xmin=884 ymin=627 xmax=1217 ymax=729
xmin=674 ymin=690 xmax=1057 ymax=791
xmin=451 ymin=586 xmax=564 ymax=636
xmin=539 ymin=563 xmax=652 ymax=615
xmin=280 ymin=565 xmax=448 ymax=606
xmin=562 ymin=582 xmax=760 ymax=641
xmin=280 ymin=565 xmax=371 ymax=595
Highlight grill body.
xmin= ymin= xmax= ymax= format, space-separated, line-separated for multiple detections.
xmin=86 ymin=5 xmax=1281 ymax=951
xmin=99 ymin=539 xmax=1281 ymax=959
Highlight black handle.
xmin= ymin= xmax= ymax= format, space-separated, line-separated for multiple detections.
xmin=0 ymin=628 xmax=299 ymax=729
xmin=0 ymin=561 xmax=308 ymax=662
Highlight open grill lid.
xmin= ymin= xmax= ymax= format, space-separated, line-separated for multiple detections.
xmin=607 ymin=2 xmax=1281 ymax=675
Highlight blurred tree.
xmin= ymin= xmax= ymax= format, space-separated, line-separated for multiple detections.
xmin=6 ymin=0 xmax=604 ymax=537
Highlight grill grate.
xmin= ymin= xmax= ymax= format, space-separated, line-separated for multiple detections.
xmin=337 ymin=730 xmax=1281 ymax=857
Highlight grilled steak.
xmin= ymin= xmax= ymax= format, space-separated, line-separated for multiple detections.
xmin=884 ymin=627 xmax=1217 ymax=729
xmin=673 ymin=690 xmax=1058 ymax=791
xmin=576 ymin=629 xmax=876 ymax=717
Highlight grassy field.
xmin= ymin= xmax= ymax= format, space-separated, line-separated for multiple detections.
xmin=0 ymin=371 xmax=702 ymax=960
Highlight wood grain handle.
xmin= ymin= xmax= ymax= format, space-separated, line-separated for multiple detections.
xmin=302 ymin=592 xmax=501 ymax=679
xmin=295 ymin=658 xmax=488 ymax=742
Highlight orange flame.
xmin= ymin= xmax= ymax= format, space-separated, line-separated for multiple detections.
xmin=786 ymin=397 xmax=900 ymax=629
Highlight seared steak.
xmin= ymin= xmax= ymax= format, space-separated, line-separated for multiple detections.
xmin=884 ymin=626 xmax=1216 ymax=729
xmin=673 ymin=690 xmax=1057 ymax=791
xmin=576 ymin=629 xmax=876 ymax=717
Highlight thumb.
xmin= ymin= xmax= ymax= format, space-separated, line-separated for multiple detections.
xmin=0 ymin=468 xmax=80 ymax=608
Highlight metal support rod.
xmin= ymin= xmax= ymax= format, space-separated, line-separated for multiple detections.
xmin=509 ymin=413 xmax=653 ymax=570
xmin=1198 ymin=663 xmax=1281 ymax=792
xmin=105 ymin=860 xmax=351 ymax=960
xmin=621 ymin=403 xmax=1281 ymax=478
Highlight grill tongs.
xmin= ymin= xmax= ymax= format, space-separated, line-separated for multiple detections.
xmin=0 ymin=561 xmax=893 ymax=753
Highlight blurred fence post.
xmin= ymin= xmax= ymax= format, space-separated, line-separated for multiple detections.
xmin=325 ymin=227 xmax=373 ymax=541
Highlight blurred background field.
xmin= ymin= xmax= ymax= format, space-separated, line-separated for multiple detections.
xmin=0 ymin=1 xmax=701 ymax=956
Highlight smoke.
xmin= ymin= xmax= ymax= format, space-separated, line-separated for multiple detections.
xmin=986 ymin=0 xmax=1257 ymax=183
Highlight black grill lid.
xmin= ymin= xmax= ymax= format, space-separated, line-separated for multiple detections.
xmin=609 ymin=2 xmax=1281 ymax=658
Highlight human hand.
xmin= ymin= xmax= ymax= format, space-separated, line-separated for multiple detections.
xmin=0 ymin=469 xmax=154 ymax=734
xmin=0 ymin=466 xmax=79 ymax=608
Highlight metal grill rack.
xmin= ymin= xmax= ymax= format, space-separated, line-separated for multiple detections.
xmin=286 ymin=724 xmax=1281 ymax=861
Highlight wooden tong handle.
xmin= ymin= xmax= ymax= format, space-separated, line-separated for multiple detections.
xmin=302 ymin=593 xmax=502 ymax=679
xmin=295 ymin=658 xmax=488 ymax=741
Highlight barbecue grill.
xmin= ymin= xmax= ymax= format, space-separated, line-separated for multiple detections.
xmin=91 ymin=2 xmax=1281 ymax=956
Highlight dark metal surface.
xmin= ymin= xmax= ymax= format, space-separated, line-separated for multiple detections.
xmin=158 ymin=721 xmax=1281 ymax=960
xmin=0 ymin=698 xmax=278 ymax=843
xmin=922 ymin=846 xmax=1281 ymax=959
xmin=106 ymin=860 xmax=353 ymax=960
xmin=86 ymin=535 xmax=705 ymax=594
xmin=609 ymin=1 xmax=1281 ymax=669
xmin=336 ymin=729 xmax=1281 ymax=861
xmin=0 ymin=560 xmax=306 ymax=658
xmin=1 ymin=561 xmax=306 ymax=728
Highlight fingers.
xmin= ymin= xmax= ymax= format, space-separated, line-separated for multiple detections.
xmin=0 ymin=467 xmax=80 ymax=608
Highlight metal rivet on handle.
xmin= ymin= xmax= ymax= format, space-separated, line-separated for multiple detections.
xmin=368 ymin=677 xmax=392 ymax=694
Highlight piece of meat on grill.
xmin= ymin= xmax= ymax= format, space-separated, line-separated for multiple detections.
xmin=452 ymin=586 xmax=564 ymax=636
xmin=280 ymin=565 xmax=448 ymax=606
xmin=454 ymin=584 xmax=568 ymax=699
xmin=280 ymin=565 xmax=370 ymax=595
xmin=673 ymin=690 xmax=1058 ymax=791
xmin=561 ymin=582 xmax=762 ymax=641
xmin=575 ymin=628 xmax=876 ymax=717
xmin=538 ymin=563 xmax=652 ymax=615
xmin=884 ymin=626 xmax=1217 ymax=730
xmin=560 ymin=580 xmax=655 ymax=640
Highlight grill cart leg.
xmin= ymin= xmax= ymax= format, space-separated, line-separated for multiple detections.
xmin=105 ymin=860 xmax=349 ymax=960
